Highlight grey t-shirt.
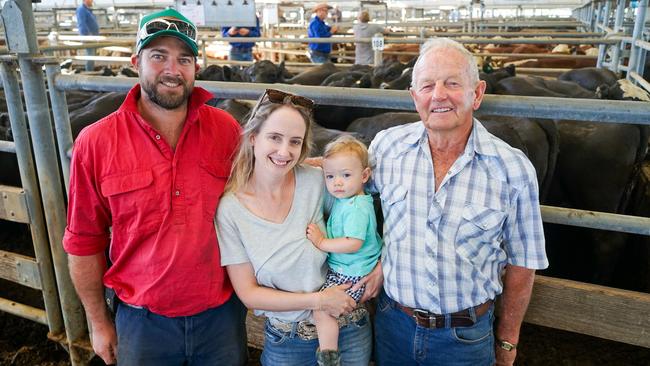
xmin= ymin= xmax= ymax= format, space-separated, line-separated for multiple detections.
xmin=217 ymin=164 xmax=328 ymax=322
xmin=353 ymin=23 xmax=384 ymax=65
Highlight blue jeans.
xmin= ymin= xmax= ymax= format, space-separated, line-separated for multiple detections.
xmin=85 ymin=48 xmax=95 ymax=71
xmin=261 ymin=313 xmax=372 ymax=365
xmin=229 ymin=47 xmax=253 ymax=61
xmin=309 ymin=50 xmax=331 ymax=64
xmin=374 ymin=290 xmax=495 ymax=366
xmin=115 ymin=294 xmax=248 ymax=366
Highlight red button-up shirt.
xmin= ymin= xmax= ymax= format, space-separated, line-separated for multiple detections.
xmin=63 ymin=85 xmax=241 ymax=317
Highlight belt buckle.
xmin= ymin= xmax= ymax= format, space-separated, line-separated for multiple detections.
xmin=412 ymin=309 xmax=433 ymax=327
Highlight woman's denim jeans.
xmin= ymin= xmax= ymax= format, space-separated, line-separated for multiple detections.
xmin=261 ymin=313 xmax=372 ymax=365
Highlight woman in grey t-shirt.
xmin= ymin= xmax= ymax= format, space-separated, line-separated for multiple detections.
xmin=216 ymin=89 xmax=372 ymax=366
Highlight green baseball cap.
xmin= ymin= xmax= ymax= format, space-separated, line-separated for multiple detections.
xmin=136 ymin=8 xmax=198 ymax=56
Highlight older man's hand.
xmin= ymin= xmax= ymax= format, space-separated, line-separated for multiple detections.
xmin=352 ymin=261 xmax=383 ymax=303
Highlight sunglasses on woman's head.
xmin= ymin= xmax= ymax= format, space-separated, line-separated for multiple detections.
xmin=263 ymin=89 xmax=315 ymax=109
xmin=248 ymin=89 xmax=315 ymax=121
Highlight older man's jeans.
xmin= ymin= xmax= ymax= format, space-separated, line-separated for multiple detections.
xmin=374 ymin=290 xmax=495 ymax=366
xmin=309 ymin=50 xmax=331 ymax=64
xmin=261 ymin=313 xmax=372 ymax=365
xmin=115 ymin=294 xmax=248 ymax=366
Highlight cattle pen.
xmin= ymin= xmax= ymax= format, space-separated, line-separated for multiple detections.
xmin=1 ymin=0 xmax=650 ymax=365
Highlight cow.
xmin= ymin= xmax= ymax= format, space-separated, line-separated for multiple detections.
xmin=285 ymin=62 xmax=339 ymax=85
xmin=197 ymin=64 xmax=233 ymax=82
xmin=230 ymin=60 xmax=292 ymax=84
xmin=369 ymin=59 xmax=408 ymax=88
xmin=479 ymin=64 xmax=516 ymax=94
xmin=320 ymin=71 xmax=371 ymax=88
xmin=380 ymin=67 xmax=413 ymax=90
xmin=558 ymin=67 xmax=619 ymax=92
xmin=494 ymin=73 xmax=649 ymax=287
xmin=494 ymin=76 xmax=596 ymax=99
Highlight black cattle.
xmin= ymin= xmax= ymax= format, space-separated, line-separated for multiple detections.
xmin=496 ymin=73 xmax=649 ymax=287
xmin=380 ymin=67 xmax=412 ymax=90
xmin=370 ymin=60 xmax=407 ymax=88
xmin=207 ymin=98 xmax=252 ymax=125
xmin=69 ymin=92 xmax=128 ymax=137
xmin=119 ymin=67 xmax=139 ymax=78
xmin=285 ymin=62 xmax=339 ymax=86
xmin=558 ymin=67 xmax=619 ymax=92
xmin=346 ymin=112 xmax=420 ymax=141
xmin=547 ymin=120 xmax=649 ymax=286
xmin=495 ymin=76 xmax=596 ymax=99
xmin=320 ymin=71 xmax=371 ymax=88
xmin=479 ymin=64 xmax=516 ymax=94
xmin=230 ymin=60 xmax=292 ymax=84
xmin=197 ymin=64 xmax=233 ymax=82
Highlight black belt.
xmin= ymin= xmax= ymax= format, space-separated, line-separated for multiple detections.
xmin=395 ymin=299 xmax=493 ymax=329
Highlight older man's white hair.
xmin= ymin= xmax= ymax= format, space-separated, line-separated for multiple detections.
xmin=411 ymin=38 xmax=479 ymax=88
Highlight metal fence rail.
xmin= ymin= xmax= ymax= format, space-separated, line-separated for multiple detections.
xmin=49 ymin=76 xmax=650 ymax=238
xmin=54 ymin=75 xmax=650 ymax=125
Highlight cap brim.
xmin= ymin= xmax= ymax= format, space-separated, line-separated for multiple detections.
xmin=137 ymin=30 xmax=198 ymax=56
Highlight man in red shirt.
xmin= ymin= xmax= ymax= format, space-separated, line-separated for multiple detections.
xmin=63 ymin=9 xmax=247 ymax=365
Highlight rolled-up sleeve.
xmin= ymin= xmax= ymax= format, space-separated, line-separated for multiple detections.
xmin=63 ymin=138 xmax=111 ymax=256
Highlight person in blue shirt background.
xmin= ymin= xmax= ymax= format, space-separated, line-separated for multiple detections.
xmin=222 ymin=17 xmax=261 ymax=62
xmin=76 ymin=0 xmax=99 ymax=71
xmin=308 ymin=3 xmax=338 ymax=63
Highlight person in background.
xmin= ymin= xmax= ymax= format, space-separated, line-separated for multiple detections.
xmin=308 ymin=2 xmax=338 ymax=64
xmin=64 ymin=9 xmax=247 ymax=365
xmin=76 ymin=0 xmax=99 ymax=71
xmin=366 ymin=37 xmax=549 ymax=366
xmin=352 ymin=10 xmax=384 ymax=65
xmin=222 ymin=16 xmax=261 ymax=62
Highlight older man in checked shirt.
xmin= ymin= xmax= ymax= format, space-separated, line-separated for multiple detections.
xmin=357 ymin=37 xmax=548 ymax=366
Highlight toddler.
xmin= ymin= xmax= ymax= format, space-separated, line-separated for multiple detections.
xmin=306 ymin=135 xmax=382 ymax=365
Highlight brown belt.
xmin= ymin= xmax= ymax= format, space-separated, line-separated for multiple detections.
xmin=396 ymin=300 xmax=493 ymax=329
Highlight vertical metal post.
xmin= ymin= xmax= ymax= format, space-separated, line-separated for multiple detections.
xmin=44 ymin=63 xmax=73 ymax=193
xmin=610 ymin=0 xmax=626 ymax=73
xmin=627 ymin=0 xmax=648 ymax=81
xmin=1 ymin=0 xmax=91 ymax=365
xmin=602 ymin=1 xmax=611 ymax=30
xmin=0 ymin=60 xmax=64 ymax=345
xmin=597 ymin=43 xmax=606 ymax=68
xmin=595 ymin=2 xmax=603 ymax=31
xmin=201 ymin=40 xmax=207 ymax=68
xmin=588 ymin=2 xmax=596 ymax=32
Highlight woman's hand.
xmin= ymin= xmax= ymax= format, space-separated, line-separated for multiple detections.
xmin=352 ymin=261 xmax=383 ymax=303
xmin=318 ymin=284 xmax=356 ymax=317
xmin=306 ymin=223 xmax=325 ymax=249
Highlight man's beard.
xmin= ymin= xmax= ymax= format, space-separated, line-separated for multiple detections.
xmin=141 ymin=75 xmax=192 ymax=110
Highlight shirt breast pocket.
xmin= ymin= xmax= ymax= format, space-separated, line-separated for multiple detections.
xmin=100 ymin=169 xmax=162 ymax=233
xmin=380 ymin=185 xmax=408 ymax=242
xmin=455 ymin=205 xmax=507 ymax=263
xmin=200 ymin=159 xmax=230 ymax=222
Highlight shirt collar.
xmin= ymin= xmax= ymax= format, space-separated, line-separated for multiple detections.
xmin=399 ymin=118 xmax=500 ymax=158
xmin=119 ymin=84 xmax=214 ymax=125
xmin=469 ymin=118 xmax=500 ymax=157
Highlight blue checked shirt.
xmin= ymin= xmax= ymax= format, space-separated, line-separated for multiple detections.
xmin=368 ymin=119 xmax=548 ymax=314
